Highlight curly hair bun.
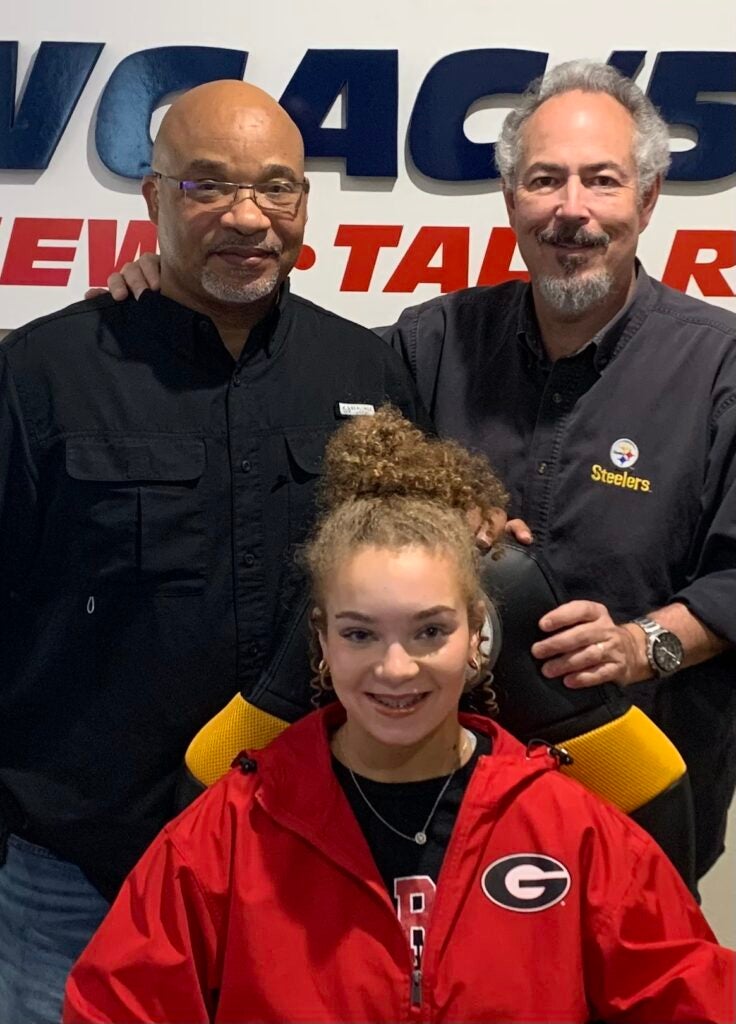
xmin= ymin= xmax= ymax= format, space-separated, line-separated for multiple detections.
xmin=319 ymin=406 xmax=508 ymax=516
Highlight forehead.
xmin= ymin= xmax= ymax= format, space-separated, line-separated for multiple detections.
xmin=519 ymin=90 xmax=636 ymax=170
xmin=327 ymin=546 xmax=465 ymax=609
xmin=163 ymin=105 xmax=304 ymax=177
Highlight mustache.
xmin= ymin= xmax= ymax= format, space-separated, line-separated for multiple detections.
xmin=207 ymin=240 xmax=283 ymax=257
xmin=537 ymin=226 xmax=610 ymax=248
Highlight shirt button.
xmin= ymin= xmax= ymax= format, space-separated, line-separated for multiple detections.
xmin=198 ymin=319 xmax=211 ymax=333
xmin=243 ymin=552 xmax=255 ymax=568
xmin=552 ymin=392 xmax=563 ymax=404
xmin=232 ymin=374 xmax=241 ymax=387
xmin=537 ymin=461 xmax=547 ymax=475
xmin=241 ymin=459 xmax=252 ymax=473
xmin=248 ymin=643 xmax=260 ymax=658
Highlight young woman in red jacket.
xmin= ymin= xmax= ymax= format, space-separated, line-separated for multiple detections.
xmin=64 ymin=408 xmax=733 ymax=1023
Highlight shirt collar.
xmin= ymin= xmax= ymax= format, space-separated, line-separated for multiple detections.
xmin=516 ymin=261 xmax=653 ymax=370
xmin=244 ymin=278 xmax=290 ymax=364
xmin=132 ymin=279 xmax=292 ymax=367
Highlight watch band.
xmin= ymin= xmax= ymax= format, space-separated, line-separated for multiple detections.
xmin=633 ymin=616 xmax=683 ymax=678
xmin=634 ymin=616 xmax=663 ymax=638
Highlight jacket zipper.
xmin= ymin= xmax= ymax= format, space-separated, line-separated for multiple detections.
xmin=411 ymin=967 xmax=422 ymax=1008
xmin=402 ymin=753 xmax=557 ymax=1020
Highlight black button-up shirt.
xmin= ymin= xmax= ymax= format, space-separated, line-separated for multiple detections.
xmin=385 ymin=269 xmax=736 ymax=877
xmin=0 ymin=283 xmax=425 ymax=895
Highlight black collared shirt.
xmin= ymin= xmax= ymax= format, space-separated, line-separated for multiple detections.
xmin=385 ymin=269 xmax=736 ymax=877
xmin=0 ymin=283 xmax=425 ymax=896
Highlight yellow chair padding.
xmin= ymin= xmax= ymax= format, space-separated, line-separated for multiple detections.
xmin=560 ymin=706 xmax=686 ymax=814
xmin=186 ymin=693 xmax=685 ymax=816
xmin=185 ymin=694 xmax=290 ymax=787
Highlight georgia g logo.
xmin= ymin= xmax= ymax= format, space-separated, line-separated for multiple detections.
xmin=481 ymin=854 xmax=571 ymax=913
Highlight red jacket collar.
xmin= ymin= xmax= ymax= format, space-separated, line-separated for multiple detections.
xmin=245 ymin=706 xmax=559 ymax=880
xmin=254 ymin=702 xmax=525 ymax=788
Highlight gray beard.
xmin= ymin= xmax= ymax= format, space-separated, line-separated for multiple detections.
xmin=201 ymin=265 xmax=281 ymax=305
xmin=536 ymin=268 xmax=614 ymax=318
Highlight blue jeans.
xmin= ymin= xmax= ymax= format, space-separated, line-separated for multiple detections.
xmin=0 ymin=835 xmax=110 ymax=1024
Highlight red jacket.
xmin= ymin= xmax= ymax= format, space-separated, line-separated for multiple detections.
xmin=64 ymin=707 xmax=734 ymax=1023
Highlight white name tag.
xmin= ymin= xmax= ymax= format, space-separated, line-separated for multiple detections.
xmin=336 ymin=402 xmax=376 ymax=417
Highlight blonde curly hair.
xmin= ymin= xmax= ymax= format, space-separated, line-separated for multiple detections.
xmin=317 ymin=406 xmax=508 ymax=521
xmin=305 ymin=407 xmax=508 ymax=714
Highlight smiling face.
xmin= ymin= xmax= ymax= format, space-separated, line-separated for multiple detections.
xmin=504 ymin=90 xmax=659 ymax=319
xmin=143 ymin=81 xmax=308 ymax=317
xmin=319 ymin=545 xmax=480 ymax=777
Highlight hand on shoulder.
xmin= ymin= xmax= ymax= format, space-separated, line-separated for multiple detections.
xmin=85 ymin=252 xmax=161 ymax=301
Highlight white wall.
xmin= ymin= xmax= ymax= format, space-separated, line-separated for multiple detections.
xmin=701 ymin=805 xmax=736 ymax=944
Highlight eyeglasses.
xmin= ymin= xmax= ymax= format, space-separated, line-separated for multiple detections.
xmin=152 ymin=172 xmax=309 ymax=214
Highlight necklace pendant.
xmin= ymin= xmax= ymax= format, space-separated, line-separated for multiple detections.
xmin=414 ymin=831 xmax=427 ymax=845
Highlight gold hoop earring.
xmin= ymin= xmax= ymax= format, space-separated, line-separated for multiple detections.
xmin=466 ymin=655 xmax=482 ymax=687
xmin=318 ymin=658 xmax=333 ymax=690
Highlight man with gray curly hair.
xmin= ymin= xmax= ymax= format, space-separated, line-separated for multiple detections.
xmin=387 ymin=59 xmax=736 ymax=881
xmin=495 ymin=60 xmax=671 ymax=321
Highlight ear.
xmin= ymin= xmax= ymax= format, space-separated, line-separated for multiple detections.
xmin=142 ymin=176 xmax=160 ymax=225
xmin=478 ymin=598 xmax=502 ymax=672
xmin=311 ymin=605 xmax=327 ymax=655
xmin=638 ymin=174 xmax=661 ymax=233
xmin=470 ymin=600 xmax=486 ymax=655
xmin=302 ymin=176 xmax=310 ymax=227
xmin=502 ymin=184 xmax=517 ymax=229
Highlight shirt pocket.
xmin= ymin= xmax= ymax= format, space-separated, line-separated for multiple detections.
xmin=63 ymin=438 xmax=207 ymax=589
xmin=284 ymin=428 xmax=330 ymax=547
xmin=258 ymin=427 xmax=331 ymax=633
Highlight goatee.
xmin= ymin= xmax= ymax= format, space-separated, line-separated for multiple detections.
xmin=535 ymin=225 xmax=613 ymax=317
xmin=536 ymin=269 xmax=614 ymax=317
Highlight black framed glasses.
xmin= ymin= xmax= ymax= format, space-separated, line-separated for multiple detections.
xmin=152 ymin=172 xmax=309 ymax=214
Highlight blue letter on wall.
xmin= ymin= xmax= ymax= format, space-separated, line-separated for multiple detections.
xmin=647 ymin=52 xmax=736 ymax=181
xmin=408 ymin=49 xmax=548 ymax=181
xmin=280 ymin=50 xmax=398 ymax=176
xmin=606 ymin=51 xmax=647 ymax=79
xmin=0 ymin=41 xmax=103 ymax=169
xmin=95 ymin=46 xmax=248 ymax=179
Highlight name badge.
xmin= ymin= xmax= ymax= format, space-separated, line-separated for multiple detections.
xmin=335 ymin=402 xmax=376 ymax=418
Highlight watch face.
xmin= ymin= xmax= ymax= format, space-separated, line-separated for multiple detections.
xmin=652 ymin=631 xmax=684 ymax=673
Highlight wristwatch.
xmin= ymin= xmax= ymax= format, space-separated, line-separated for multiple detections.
xmin=633 ymin=617 xmax=684 ymax=678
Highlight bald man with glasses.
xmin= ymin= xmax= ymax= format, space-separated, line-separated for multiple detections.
xmin=0 ymin=80 xmax=427 ymax=1024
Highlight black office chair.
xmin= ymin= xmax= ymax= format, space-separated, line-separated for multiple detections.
xmin=181 ymin=543 xmax=696 ymax=890
xmin=481 ymin=543 xmax=695 ymax=891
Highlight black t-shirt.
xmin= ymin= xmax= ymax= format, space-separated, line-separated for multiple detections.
xmin=334 ymin=731 xmax=490 ymax=970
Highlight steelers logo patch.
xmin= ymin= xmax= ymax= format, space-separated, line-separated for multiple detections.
xmin=609 ymin=438 xmax=639 ymax=469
